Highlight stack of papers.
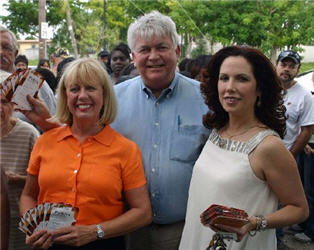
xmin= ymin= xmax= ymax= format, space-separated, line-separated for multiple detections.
xmin=19 ymin=203 xmax=79 ymax=235
xmin=0 ymin=69 xmax=44 ymax=110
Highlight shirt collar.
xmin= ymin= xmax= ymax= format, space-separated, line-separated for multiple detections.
xmin=141 ymin=73 xmax=179 ymax=99
xmin=57 ymin=125 xmax=115 ymax=146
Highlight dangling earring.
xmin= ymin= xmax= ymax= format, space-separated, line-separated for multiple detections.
xmin=257 ymin=96 xmax=261 ymax=107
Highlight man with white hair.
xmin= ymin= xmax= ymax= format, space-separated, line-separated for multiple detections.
xmin=0 ymin=26 xmax=56 ymax=129
xmin=111 ymin=11 xmax=210 ymax=250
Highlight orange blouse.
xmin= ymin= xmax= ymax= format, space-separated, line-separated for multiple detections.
xmin=27 ymin=125 xmax=146 ymax=225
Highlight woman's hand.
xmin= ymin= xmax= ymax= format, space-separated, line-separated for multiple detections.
xmin=52 ymin=225 xmax=96 ymax=247
xmin=26 ymin=229 xmax=53 ymax=250
xmin=209 ymin=216 xmax=257 ymax=242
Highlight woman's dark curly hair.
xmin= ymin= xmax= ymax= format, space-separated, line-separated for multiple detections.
xmin=201 ymin=46 xmax=286 ymax=138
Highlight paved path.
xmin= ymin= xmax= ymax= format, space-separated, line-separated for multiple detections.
xmin=281 ymin=230 xmax=314 ymax=250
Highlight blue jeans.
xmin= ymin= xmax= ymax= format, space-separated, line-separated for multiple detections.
xmin=297 ymin=144 xmax=314 ymax=240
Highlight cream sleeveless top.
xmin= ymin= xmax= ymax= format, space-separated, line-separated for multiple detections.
xmin=179 ymin=129 xmax=279 ymax=250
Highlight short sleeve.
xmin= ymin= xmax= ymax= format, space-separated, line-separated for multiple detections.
xmin=26 ymin=136 xmax=43 ymax=176
xmin=300 ymin=92 xmax=314 ymax=127
xmin=121 ymin=142 xmax=146 ymax=191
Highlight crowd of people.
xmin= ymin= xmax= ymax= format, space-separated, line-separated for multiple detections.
xmin=0 ymin=10 xmax=314 ymax=250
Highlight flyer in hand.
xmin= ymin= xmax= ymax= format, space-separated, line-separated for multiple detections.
xmin=19 ymin=203 xmax=79 ymax=236
xmin=0 ymin=69 xmax=44 ymax=110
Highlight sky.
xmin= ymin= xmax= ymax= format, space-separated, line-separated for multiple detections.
xmin=0 ymin=0 xmax=53 ymax=39
xmin=0 ymin=0 xmax=10 ymax=24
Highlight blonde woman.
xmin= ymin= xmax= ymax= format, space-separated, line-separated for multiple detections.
xmin=20 ymin=58 xmax=152 ymax=250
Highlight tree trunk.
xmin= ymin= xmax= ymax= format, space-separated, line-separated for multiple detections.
xmin=186 ymin=34 xmax=193 ymax=58
xmin=65 ymin=2 xmax=78 ymax=58
xmin=38 ymin=0 xmax=46 ymax=59
xmin=103 ymin=0 xmax=107 ymax=50
xmin=270 ymin=46 xmax=278 ymax=65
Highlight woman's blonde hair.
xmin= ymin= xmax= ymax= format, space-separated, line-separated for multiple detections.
xmin=54 ymin=58 xmax=117 ymax=125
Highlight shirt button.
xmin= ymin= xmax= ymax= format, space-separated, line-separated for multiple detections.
xmin=153 ymin=144 xmax=157 ymax=149
xmin=155 ymin=102 xmax=159 ymax=106
xmin=77 ymin=153 xmax=81 ymax=157
xmin=152 ymin=168 xmax=155 ymax=173
xmin=152 ymin=193 xmax=155 ymax=197
xmin=73 ymin=170 xmax=78 ymax=174
xmin=155 ymin=122 xmax=159 ymax=126
xmin=153 ymin=213 xmax=156 ymax=217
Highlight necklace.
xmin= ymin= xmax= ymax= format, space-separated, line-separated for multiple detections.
xmin=224 ymin=125 xmax=258 ymax=140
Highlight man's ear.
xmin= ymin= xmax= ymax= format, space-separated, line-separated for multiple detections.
xmin=175 ymin=45 xmax=181 ymax=60
xmin=131 ymin=52 xmax=136 ymax=63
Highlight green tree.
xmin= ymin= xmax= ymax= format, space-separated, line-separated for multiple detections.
xmin=2 ymin=0 xmax=313 ymax=60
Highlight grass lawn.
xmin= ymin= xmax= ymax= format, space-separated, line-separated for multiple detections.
xmin=28 ymin=59 xmax=39 ymax=67
xmin=299 ymin=62 xmax=314 ymax=74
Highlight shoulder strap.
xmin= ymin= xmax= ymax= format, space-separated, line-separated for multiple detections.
xmin=247 ymin=130 xmax=279 ymax=154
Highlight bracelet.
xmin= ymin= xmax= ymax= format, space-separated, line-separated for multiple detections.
xmin=256 ymin=215 xmax=268 ymax=231
xmin=249 ymin=215 xmax=267 ymax=237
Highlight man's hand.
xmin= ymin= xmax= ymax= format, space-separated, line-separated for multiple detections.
xmin=19 ymin=95 xmax=51 ymax=123
xmin=17 ymin=95 xmax=59 ymax=132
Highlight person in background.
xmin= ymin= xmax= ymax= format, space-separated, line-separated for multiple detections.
xmin=51 ymin=48 xmax=70 ymax=76
xmin=275 ymin=50 xmax=314 ymax=245
xmin=186 ymin=54 xmax=211 ymax=81
xmin=1 ymin=168 xmax=10 ymax=250
xmin=179 ymin=46 xmax=308 ymax=250
xmin=19 ymin=58 xmax=152 ymax=250
xmin=0 ymin=26 xmax=56 ymax=130
xmin=56 ymin=57 xmax=75 ymax=84
xmin=1 ymin=89 xmax=39 ymax=250
xmin=109 ymin=43 xmax=131 ymax=85
xmin=14 ymin=55 xmax=28 ymax=70
xmin=97 ymin=50 xmax=110 ymax=70
xmin=275 ymin=50 xmax=314 ymax=158
xmin=37 ymin=59 xmax=51 ymax=70
xmin=292 ymin=71 xmax=314 ymax=243
xmin=35 ymin=67 xmax=58 ymax=94
xmin=178 ymin=58 xmax=191 ymax=73
xmin=111 ymin=11 xmax=210 ymax=250
xmin=178 ymin=58 xmax=192 ymax=78
xmin=115 ymin=63 xmax=139 ymax=85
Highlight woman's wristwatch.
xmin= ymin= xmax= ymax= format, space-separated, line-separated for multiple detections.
xmin=96 ymin=224 xmax=105 ymax=239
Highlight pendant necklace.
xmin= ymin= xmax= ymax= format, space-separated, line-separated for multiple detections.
xmin=224 ymin=125 xmax=258 ymax=140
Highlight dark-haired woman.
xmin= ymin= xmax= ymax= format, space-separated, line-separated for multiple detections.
xmin=109 ymin=43 xmax=131 ymax=84
xmin=179 ymin=46 xmax=308 ymax=250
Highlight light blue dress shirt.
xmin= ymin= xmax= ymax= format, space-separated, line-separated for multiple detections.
xmin=111 ymin=73 xmax=210 ymax=224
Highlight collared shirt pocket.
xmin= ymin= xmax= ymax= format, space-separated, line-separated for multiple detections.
xmin=170 ymin=124 xmax=208 ymax=163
